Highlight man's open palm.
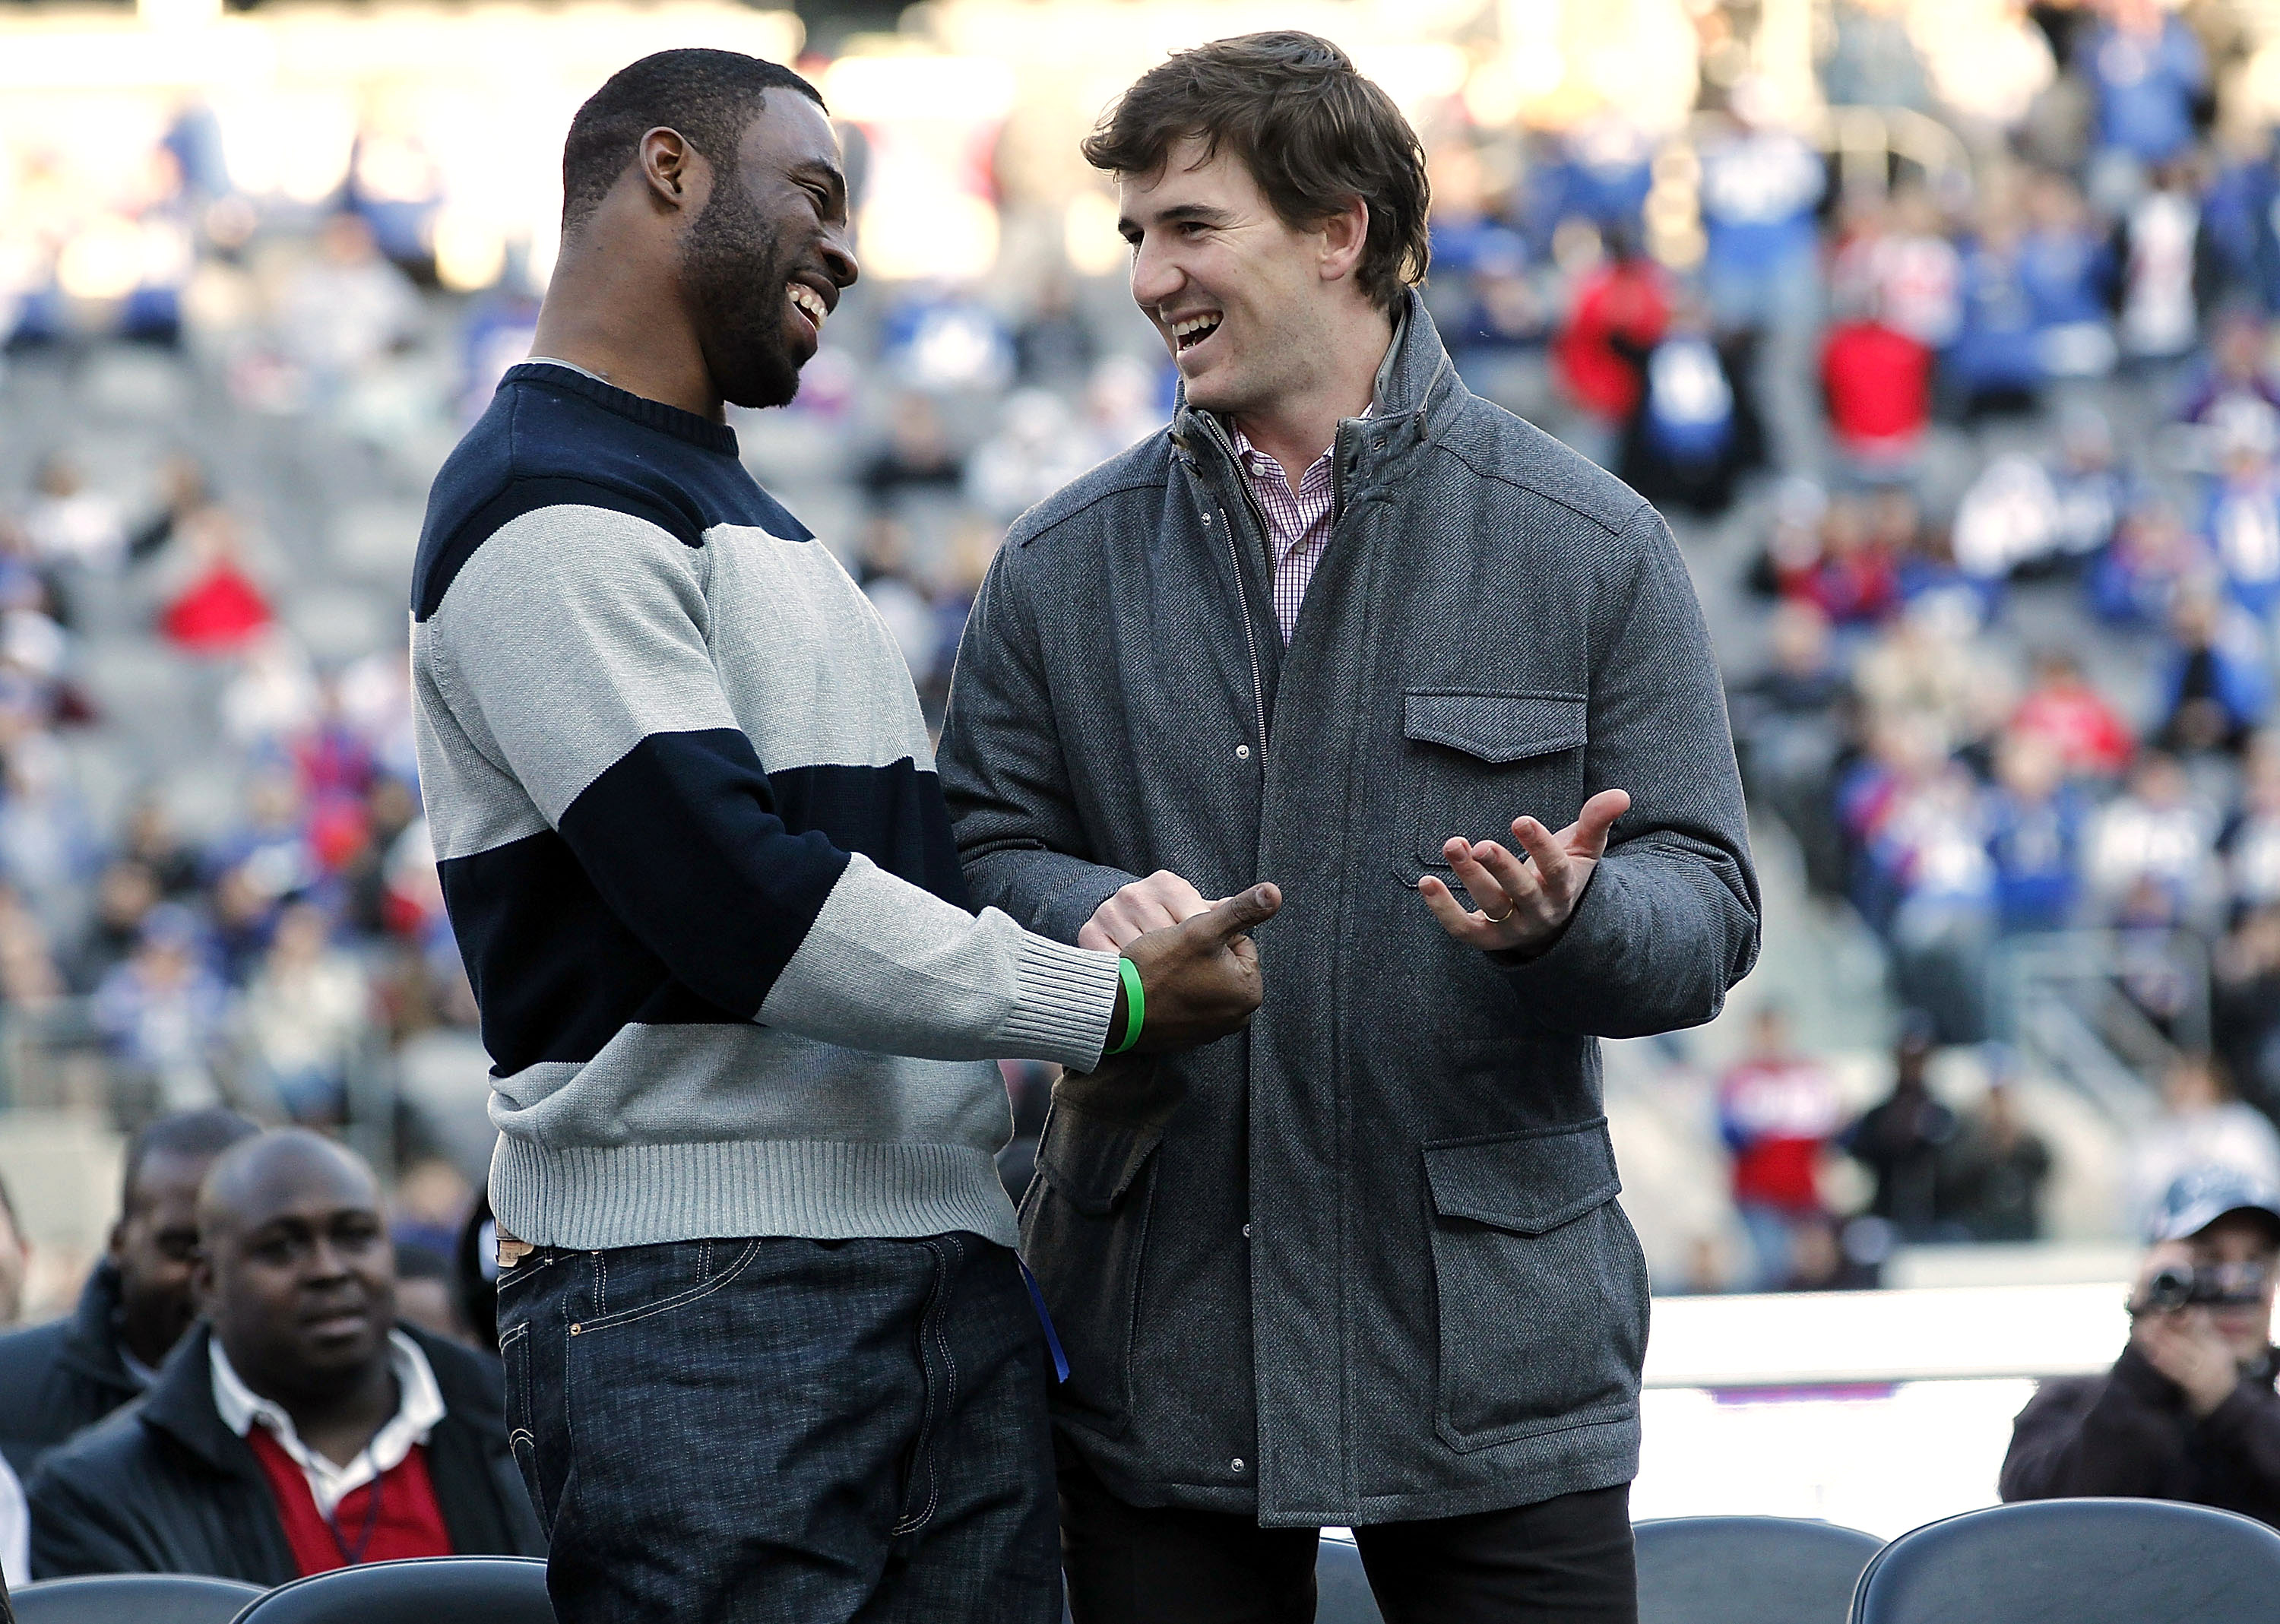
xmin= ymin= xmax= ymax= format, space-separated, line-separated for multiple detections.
xmin=1417 ymin=788 xmax=1631 ymax=956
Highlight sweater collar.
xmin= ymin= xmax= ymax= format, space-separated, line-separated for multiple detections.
xmin=505 ymin=361 xmax=741 ymax=457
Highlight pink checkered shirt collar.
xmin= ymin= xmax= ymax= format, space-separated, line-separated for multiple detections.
xmin=1229 ymin=404 xmax=1373 ymax=642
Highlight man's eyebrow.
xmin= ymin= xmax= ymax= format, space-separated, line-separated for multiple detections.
xmin=1118 ymin=202 xmax=1234 ymax=238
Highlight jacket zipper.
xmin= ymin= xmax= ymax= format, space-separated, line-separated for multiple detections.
xmin=1192 ymin=413 xmax=1275 ymax=756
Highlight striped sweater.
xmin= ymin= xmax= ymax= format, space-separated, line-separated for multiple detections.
xmin=410 ymin=362 xmax=1122 ymax=1251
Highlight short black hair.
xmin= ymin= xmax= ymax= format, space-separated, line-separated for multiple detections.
xmin=122 ymin=1107 xmax=261 ymax=1214
xmin=562 ymin=48 xmax=825 ymax=236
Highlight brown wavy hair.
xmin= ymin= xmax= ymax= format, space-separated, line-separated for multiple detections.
xmin=1081 ymin=31 xmax=1431 ymax=311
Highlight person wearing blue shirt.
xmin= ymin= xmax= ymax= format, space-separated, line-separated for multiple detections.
xmin=1696 ymin=81 xmax=1826 ymax=334
xmin=2019 ymin=173 xmax=2117 ymax=378
xmin=2084 ymin=0 xmax=2207 ymax=188
xmin=1949 ymin=219 xmax=2047 ymax=415
xmin=1984 ymin=733 xmax=2086 ymax=934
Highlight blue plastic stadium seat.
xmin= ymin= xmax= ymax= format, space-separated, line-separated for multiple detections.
xmin=10 ymin=1573 xmax=264 ymax=1624
xmin=1636 ymin=1515 xmax=1884 ymax=1624
xmin=226 ymin=1557 xmax=551 ymax=1623
xmin=1850 ymin=1497 xmax=2280 ymax=1623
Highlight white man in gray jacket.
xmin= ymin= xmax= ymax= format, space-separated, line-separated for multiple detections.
xmin=942 ymin=32 xmax=1759 ymax=1624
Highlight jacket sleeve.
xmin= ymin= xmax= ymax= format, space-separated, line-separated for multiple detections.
xmin=427 ymin=499 xmax=1118 ymax=1069
xmin=2197 ymin=1378 xmax=2280 ymax=1491
xmin=1499 ymin=504 xmax=1761 ymax=1034
xmin=27 ymin=1465 xmax=157 ymax=1577
xmin=939 ymin=537 xmax=1143 ymax=944
xmin=1999 ymin=1355 xmax=2184 ymax=1501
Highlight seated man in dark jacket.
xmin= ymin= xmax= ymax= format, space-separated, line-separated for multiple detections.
xmin=0 ymin=1110 xmax=258 ymax=1478
xmin=2002 ymin=1167 xmax=2280 ymax=1527
xmin=28 ymin=1129 xmax=543 ymax=1581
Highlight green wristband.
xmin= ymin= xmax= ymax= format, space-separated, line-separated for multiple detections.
xmin=1107 ymin=957 xmax=1145 ymax=1056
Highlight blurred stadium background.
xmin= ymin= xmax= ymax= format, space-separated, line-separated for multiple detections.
xmin=7 ymin=0 xmax=2280 ymax=1529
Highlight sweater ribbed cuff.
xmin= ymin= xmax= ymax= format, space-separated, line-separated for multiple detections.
xmin=999 ymin=932 xmax=1123 ymax=1072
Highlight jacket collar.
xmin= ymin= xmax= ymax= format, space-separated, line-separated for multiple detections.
xmin=57 ymin=1258 xmax=141 ymax=1397
xmin=137 ymin=1320 xmax=498 ymax=1479
xmin=138 ymin=1322 xmax=261 ymax=1477
xmin=1170 ymin=290 xmax=1461 ymax=470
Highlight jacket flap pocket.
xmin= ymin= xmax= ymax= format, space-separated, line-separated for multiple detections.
xmin=1423 ymin=1119 xmax=1620 ymax=1235
xmin=1403 ymin=692 xmax=1587 ymax=765
xmin=1037 ymin=1102 xmax=1165 ymax=1218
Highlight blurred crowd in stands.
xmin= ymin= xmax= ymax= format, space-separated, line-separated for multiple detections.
xmin=5 ymin=0 xmax=2280 ymax=1335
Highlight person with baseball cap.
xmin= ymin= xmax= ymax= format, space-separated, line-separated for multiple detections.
xmin=2001 ymin=1165 xmax=2280 ymax=1526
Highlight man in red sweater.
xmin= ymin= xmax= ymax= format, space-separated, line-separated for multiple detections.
xmin=1717 ymin=1005 xmax=1847 ymax=1290
xmin=1822 ymin=300 xmax=1932 ymax=471
xmin=27 ymin=1131 xmax=542 ymax=1581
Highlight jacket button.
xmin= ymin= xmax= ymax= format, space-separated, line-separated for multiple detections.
xmin=1230 ymin=1458 xmax=1246 ymax=1473
xmin=1236 ymin=744 xmax=1251 ymax=761
xmin=1202 ymin=511 xmax=1214 ymax=527
xmin=1242 ymin=1223 xmax=1251 ymax=1238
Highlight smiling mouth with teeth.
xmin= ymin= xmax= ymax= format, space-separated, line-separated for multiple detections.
xmin=1170 ymin=312 xmax=1222 ymax=352
xmin=788 ymin=283 xmax=828 ymax=332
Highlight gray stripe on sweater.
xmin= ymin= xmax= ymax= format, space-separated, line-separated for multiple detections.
xmin=489 ymin=1017 xmax=1014 ymax=1148
xmin=410 ymin=617 xmax=549 ymax=863
xmin=434 ymin=505 xmax=739 ymax=826
xmin=757 ymin=852 xmax=1119 ymax=1065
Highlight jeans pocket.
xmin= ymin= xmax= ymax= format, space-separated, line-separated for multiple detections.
xmin=1423 ymin=1120 xmax=1648 ymax=1452
xmin=497 ymin=1319 xmax=559 ymax=1529
xmin=1021 ymin=1103 xmax=1163 ymax=1436
xmin=572 ymin=1238 xmax=764 ymax=1338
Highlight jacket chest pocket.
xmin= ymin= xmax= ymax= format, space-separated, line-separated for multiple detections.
xmin=1423 ymin=1119 xmax=1648 ymax=1452
xmin=1397 ymin=691 xmax=1588 ymax=879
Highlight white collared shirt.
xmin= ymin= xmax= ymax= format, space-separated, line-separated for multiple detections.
xmin=211 ymin=1330 xmax=446 ymax=1518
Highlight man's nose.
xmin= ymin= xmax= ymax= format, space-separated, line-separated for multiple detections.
xmin=823 ymin=226 xmax=859 ymax=290
xmin=1129 ymin=235 xmax=1181 ymax=312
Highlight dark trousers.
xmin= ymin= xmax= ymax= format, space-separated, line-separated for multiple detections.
xmin=498 ymin=1231 xmax=1061 ymax=1624
xmin=1059 ymin=1445 xmax=1636 ymax=1624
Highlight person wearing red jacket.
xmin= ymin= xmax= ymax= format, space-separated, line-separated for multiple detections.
xmin=2012 ymin=649 xmax=2137 ymax=777
xmin=1717 ymin=1005 xmax=1846 ymax=1289
xmin=1822 ymin=302 xmax=1932 ymax=473
xmin=1553 ymin=230 xmax=1669 ymax=465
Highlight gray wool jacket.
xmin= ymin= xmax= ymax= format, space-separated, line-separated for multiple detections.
xmin=938 ymin=296 xmax=1759 ymax=1527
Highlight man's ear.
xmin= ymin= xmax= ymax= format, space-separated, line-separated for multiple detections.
xmin=637 ymin=126 xmax=708 ymax=215
xmin=1317 ymin=196 xmax=1371 ymax=287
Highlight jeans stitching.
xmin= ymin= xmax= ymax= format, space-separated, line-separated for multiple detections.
xmin=596 ymin=1252 xmax=607 ymax=1317
xmin=891 ymin=1239 xmax=952 ymax=1535
xmin=498 ymin=1321 xmax=536 ymax=1453
xmin=574 ymin=1238 xmax=765 ymax=1335
xmin=495 ymin=1251 xmax=557 ymax=1297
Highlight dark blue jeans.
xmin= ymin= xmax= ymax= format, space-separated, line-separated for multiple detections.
xmin=497 ymin=1231 xmax=1061 ymax=1623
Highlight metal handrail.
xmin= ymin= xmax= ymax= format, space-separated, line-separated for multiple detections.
xmin=1990 ymin=929 xmax=2210 ymax=1125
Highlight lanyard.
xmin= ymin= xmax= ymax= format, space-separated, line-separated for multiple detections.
xmin=326 ymin=1466 xmax=385 ymax=1565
